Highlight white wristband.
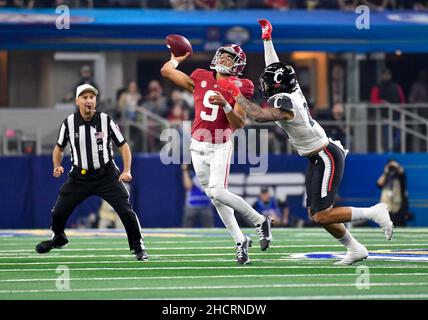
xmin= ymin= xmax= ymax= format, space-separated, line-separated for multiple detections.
xmin=170 ymin=59 xmax=179 ymax=69
xmin=223 ymin=103 xmax=233 ymax=114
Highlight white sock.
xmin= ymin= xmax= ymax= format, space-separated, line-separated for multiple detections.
xmin=212 ymin=200 xmax=245 ymax=245
xmin=337 ymin=229 xmax=360 ymax=250
xmin=350 ymin=207 xmax=371 ymax=221
xmin=213 ymin=189 xmax=265 ymax=226
xmin=263 ymin=40 xmax=280 ymax=66
xmin=139 ymin=238 xmax=146 ymax=250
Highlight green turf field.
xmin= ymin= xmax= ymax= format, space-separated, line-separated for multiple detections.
xmin=0 ymin=228 xmax=428 ymax=300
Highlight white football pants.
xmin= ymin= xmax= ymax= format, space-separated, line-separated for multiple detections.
xmin=190 ymin=138 xmax=265 ymax=244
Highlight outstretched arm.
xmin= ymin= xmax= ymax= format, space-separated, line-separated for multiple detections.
xmin=258 ymin=19 xmax=279 ymax=67
xmin=235 ymin=94 xmax=290 ymax=123
xmin=217 ymin=78 xmax=292 ymax=123
xmin=160 ymin=53 xmax=195 ymax=93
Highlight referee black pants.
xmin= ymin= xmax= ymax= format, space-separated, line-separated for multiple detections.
xmin=50 ymin=163 xmax=144 ymax=252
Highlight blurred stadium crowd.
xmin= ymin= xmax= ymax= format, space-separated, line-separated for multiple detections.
xmin=76 ymin=62 xmax=427 ymax=153
xmin=1 ymin=0 xmax=427 ymax=10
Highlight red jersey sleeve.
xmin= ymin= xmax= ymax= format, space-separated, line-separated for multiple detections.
xmin=190 ymin=68 xmax=205 ymax=82
xmin=240 ymin=79 xmax=254 ymax=100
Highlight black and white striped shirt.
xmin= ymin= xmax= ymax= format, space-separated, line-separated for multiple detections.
xmin=56 ymin=111 xmax=126 ymax=170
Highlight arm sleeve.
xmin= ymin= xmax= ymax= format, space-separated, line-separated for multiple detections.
xmin=109 ymin=116 xmax=127 ymax=147
xmin=263 ymin=40 xmax=280 ymax=67
xmin=56 ymin=121 xmax=69 ymax=149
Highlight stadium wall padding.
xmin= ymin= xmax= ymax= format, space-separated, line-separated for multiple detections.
xmin=0 ymin=153 xmax=427 ymax=228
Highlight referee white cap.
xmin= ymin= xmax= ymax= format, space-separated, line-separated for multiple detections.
xmin=76 ymin=84 xmax=99 ymax=99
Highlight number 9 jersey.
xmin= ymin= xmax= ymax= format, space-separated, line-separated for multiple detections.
xmin=190 ymin=69 xmax=254 ymax=144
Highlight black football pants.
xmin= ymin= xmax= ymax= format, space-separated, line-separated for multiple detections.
xmin=50 ymin=164 xmax=143 ymax=252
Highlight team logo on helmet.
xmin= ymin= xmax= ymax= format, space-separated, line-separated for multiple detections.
xmin=258 ymin=62 xmax=298 ymax=98
xmin=273 ymin=68 xmax=285 ymax=83
xmin=210 ymin=44 xmax=247 ymax=76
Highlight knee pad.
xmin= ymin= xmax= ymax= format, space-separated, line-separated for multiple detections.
xmin=205 ymin=187 xmax=227 ymax=202
xmin=204 ymin=187 xmax=223 ymax=207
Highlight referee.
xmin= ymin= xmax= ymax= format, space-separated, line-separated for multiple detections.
xmin=35 ymin=84 xmax=148 ymax=261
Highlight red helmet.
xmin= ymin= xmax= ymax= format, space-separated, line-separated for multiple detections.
xmin=210 ymin=44 xmax=247 ymax=76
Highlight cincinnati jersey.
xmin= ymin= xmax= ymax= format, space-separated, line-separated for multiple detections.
xmin=190 ymin=69 xmax=254 ymax=143
xmin=269 ymin=87 xmax=328 ymax=156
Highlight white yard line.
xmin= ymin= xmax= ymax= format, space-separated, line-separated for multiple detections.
xmin=2 ymin=265 xmax=428 ymax=272
xmin=0 ymin=259 xmax=286 ymax=265
xmin=155 ymin=294 xmax=428 ymax=300
xmin=0 ymin=258 xmax=428 ymax=266
xmin=3 ymin=239 xmax=424 ymax=246
xmin=0 ymin=282 xmax=428 ymax=294
xmin=1 ymin=243 xmax=428 ymax=254
xmin=1 ymin=273 xmax=427 ymax=283
xmin=0 ymin=253 xmax=283 ymax=259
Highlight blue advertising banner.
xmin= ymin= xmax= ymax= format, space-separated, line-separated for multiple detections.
xmin=0 ymin=153 xmax=427 ymax=228
xmin=1 ymin=9 xmax=428 ymax=52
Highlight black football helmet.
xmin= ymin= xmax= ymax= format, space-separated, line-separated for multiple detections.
xmin=258 ymin=62 xmax=298 ymax=98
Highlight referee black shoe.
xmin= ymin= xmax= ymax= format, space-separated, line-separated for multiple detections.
xmin=236 ymin=236 xmax=252 ymax=265
xmin=255 ymin=216 xmax=273 ymax=251
xmin=134 ymin=248 xmax=149 ymax=261
xmin=35 ymin=234 xmax=68 ymax=254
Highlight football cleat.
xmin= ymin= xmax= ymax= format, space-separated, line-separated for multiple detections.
xmin=236 ymin=236 xmax=252 ymax=265
xmin=134 ymin=248 xmax=149 ymax=261
xmin=334 ymin=244 xmax=369 ymax=266
xmin=255 ymin=216 xmax=273 ymax=251
xmin=368 ymin=203 xmax=394 ymax=240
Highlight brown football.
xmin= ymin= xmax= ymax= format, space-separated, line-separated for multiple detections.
xmin=166 ymin=34 xmax=193 ymax=57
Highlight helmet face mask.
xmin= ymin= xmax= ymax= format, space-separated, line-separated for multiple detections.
xmin=210 ymin=44 xmax=246 ymax=76
xmin=258 ymin=62 xmax=298 ymax=98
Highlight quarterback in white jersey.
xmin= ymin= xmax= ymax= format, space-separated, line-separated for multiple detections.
xmin=217 ymin=19 xmax=394 ymax=265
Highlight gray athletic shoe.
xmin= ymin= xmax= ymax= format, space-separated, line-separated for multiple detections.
xmin=134 ymin=248 xmax=149 ymax=261
xmin=255 ymin=216 xmax=273 ymax=251
xmin=236 ymin=236 xmax=252 ymax=265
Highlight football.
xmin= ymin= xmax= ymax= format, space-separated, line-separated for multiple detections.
xmin=166 ymin=34 xmax=193 ymax=57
